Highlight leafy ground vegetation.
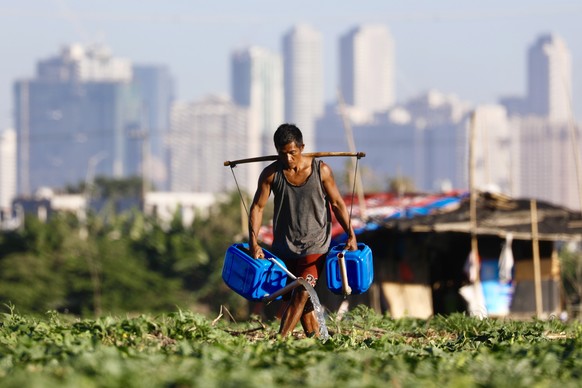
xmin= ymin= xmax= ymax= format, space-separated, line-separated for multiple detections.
xmin=0 ymin=305 xmax=580 ymax=388
xmin=1 ymin=183 xmax=581 ymax=386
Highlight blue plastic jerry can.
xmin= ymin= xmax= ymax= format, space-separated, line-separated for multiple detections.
xmin=326 ymin=243 xmax=374 ymax=295
xmin=222 ymin=243 xmax=288 ymax=301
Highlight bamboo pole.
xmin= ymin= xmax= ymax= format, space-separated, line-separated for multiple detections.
xmin=224 ymin=151 xmax=366 ymax=167
xmin=337 ymin=89 xmax=368 ymax=220
xmin=564 ymin=78 xmax=582 ymax=214
xmin=469 ymin=111 xmax=480 ymax=281
xmin=530 ymin=199 xmax=543 ymax=318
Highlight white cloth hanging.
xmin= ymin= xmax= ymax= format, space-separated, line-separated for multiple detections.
xmin=498 ymin=233 xmax=514 ymax=283
xmin=461 ymin=249 xmax=487 ymax=318
xmin=463 ymin=249 xmax=480 ymax=283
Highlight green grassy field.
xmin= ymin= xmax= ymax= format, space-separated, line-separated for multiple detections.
xmin=0 ymin=305 xmax=580 ymax=387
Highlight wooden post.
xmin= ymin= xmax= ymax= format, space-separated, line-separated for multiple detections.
xmin=337 ymin=89 xmax=368 ymax=220
xmin=530 ymin=199 xmax=543 ymax=318
xmin=469 ymin=111 xmax=480 ymax=281
xmin=368 ymin=283 xmax=382 ymax=313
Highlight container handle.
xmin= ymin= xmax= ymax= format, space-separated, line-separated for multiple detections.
xmin=262 ymin=279 xmax=302 ymax=303
xmin=337 ymin=250 xmax=352 ymax=296
xmin=267 ymin=257 xmax=297 ymax=280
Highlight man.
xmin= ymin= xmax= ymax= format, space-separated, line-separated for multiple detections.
xmin=249 ymin=123 xmax=357 ymax=337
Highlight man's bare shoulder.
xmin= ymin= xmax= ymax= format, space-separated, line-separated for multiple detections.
xmin=259 ymin=161 xmax=279 ymax=182
xmin=318 ymin=160 xmax=334 ymax=180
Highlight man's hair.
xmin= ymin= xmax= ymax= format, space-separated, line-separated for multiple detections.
xmin=273 ymin=123 xmax=304 ymax=150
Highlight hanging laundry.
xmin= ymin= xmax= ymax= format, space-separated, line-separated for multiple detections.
xmin=459 ymin=281 xmax=488 ymax=318
xmin=463 ymin=249 xmax=480 ymax=283
xmin=498 ymin=233 xmax=514 ymax=283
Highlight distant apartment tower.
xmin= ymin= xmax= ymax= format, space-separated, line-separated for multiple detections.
xmin=132 ymin=65 xmax=175 ymax=190
xmin=0 ymin=129 xmax=17 ymax=211
xmin=282 ymin=24 xmax=323 ymax=151
xmin=169 ymin=96 xmax=250 ymax=193
xmin=515 ymin=117 xmax=579 ymax=209
xmin=315 ymin=90 xmax=471 ymax=193
xmin=403 ymin=91 xmax=471 ymax=191
xmin=231 ymin=46 xmax=284 ymax=157
xmin=527 ymin=33 xmax=572 ymax=123
xmin=471 ymin=105 xmax=513 ymax=195
xmin=13 ymin=44 xmax=144 ymax=195
xmin=339 ymin=24 xmax=395 ymax=115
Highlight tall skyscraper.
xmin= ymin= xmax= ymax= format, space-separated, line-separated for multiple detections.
xmin=315 ymin=90 xmax=471 ymax=193
xmin=230 ymin=46 xmax=283 ymax=186
xmin=169 ymin=96 xmax=250 ymax=193
xmin=507 ymin=33 xmax=581 ymax=210
xmin=471 ymin=105 xmax=512 ymax=194
xmin=13 ymin=44 xmax=144 ymax=195
xmin=339 ymin=24 xmax=395 ymax=116
xmin=515 ymin=117 xmax=579 ymax=209
xmin=231 ymin=46 xmax=284 ymax=158
xmin=282 ymin=24 xmax=323 ymax=151
xmin=132 ymin=65 xmax=175 ymax=190
xmin=527 ymin=33 xmax=572 ymax=123
xmin=0 ymin=128 xmax=16 ymax=212
xmin=404 ymin=91 xmax=470 ymax=192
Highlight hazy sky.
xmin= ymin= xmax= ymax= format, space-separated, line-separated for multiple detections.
xmin=1 ymin=0 xmax=582 ymax=129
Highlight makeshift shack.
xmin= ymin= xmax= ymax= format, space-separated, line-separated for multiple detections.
xmin=317 ymin=191 xmax=582 ymax=319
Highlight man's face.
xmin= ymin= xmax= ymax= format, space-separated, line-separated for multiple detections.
xmin=277 ymin=142 xmax=304 ymax=168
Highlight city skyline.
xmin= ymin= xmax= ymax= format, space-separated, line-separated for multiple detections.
xmin=6 ymin=32 xmax=582 ymax=211
xmin=1 ymin=1 xmax=582 ymax=130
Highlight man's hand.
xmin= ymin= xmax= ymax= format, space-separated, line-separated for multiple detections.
xmin=250 ymin=245 xmax=265 ymax=259
xmin=345 ymin=235 xmax=358 ymax=251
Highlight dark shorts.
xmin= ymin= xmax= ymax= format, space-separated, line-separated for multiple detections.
xmin=283 ymin=253 xmax=326 ymax=287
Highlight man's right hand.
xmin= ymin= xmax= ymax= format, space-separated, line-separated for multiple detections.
xmin=250 ymin=245 xmax=265 ymax=259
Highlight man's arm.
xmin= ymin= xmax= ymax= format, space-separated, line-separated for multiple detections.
xmin=320 ymin=161 xmax=358 ymax=251
xmin=248 ymin=166 xmax=274 ymax=258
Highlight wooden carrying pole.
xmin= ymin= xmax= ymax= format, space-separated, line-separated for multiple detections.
xmin=224 ymin=151 xmax=366 ymax=167
xmin=530 ymin=199 xmax=543 ymax=318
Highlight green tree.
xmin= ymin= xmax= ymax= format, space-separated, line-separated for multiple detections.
xmin=0 ymin=252 xmax=67 ymax=313
xmin=0 ymin=190 xmax=269 ymax=318
xmin=93 ymin=176 xmax=144 ymax=200
xmin=190 ymin=192 xmax=256 ymax=318
xmin=560 ymin=247 xmax=582 ymax=311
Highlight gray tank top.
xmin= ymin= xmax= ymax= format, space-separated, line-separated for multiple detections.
xmin=271 ymin=158 xmax=332 ymax=259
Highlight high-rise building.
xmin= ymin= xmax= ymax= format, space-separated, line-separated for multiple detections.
xmin=315 ymin=90 xmax=471 ymax=193
xmin=282 ymin=24 xmax=323 ymax=151
xmin=231 ymin=46 xmax=284 ymax=158
xmin=527 ymin=33 xmax=572 ymax=123
xmin=132 ymin=65 xmax=175 ymax=190
xmin=339 ymin=24 xmax=395 ymax=116
xmin=169 ymin=96 xmax=251 ymax=193
xmin=498 ymin=33 xmax=581 ymax=210
xmin=471 ymin=105 xmax=513 ymax=195
xmin=13 ymin=44 xmax=145 ymax=196
xmin=403 ymin=91 xmax=471 ymax=192
xmin=515 ymin=117 xmax=579 ymax=209
xmin=0 ymin=128 xmax=17 ymax=211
